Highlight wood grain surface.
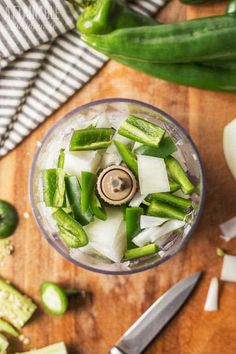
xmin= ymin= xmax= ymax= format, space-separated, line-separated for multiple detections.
xmin=1 ymin=1 xmax=236 ymax=353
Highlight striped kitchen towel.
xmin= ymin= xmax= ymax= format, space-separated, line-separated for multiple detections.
xmin=0 ymin=0 xmax=166 ymax=158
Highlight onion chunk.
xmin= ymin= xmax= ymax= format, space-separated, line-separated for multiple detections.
xmin=219 ymin=217 xmax=236 ymax=241
xmin=220 ymin=254 xmax=236 ymax=282
xmin=204 ymin=277 xmax=219 ymax=312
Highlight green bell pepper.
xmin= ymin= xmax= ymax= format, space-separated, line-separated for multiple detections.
xmin=126 ymin=207 xmax=143 ymax=249
xmin=123 ymin=243 xmax=158 ymax=261
xmin=57 ymin=149 xmax=65 ymax=168
xmin=77 ymin=0 xmax=157 ymax=35
xmin=147 ymin=200 xmax=186 ymax=221
xmin=81 ymin=171 xmax=97 ymax=214
xmin=114 ymin=140 xmax=138 ymax=177
xmin=90 ymin=192 xmax=107 ymax=221
xmin=118 ymin=115 xmax=165 ymax=148
xmin=0 ymin=318 xmax=19 ymax=337
xmin=65 ymin=176 xmax=92 ymax=225
xmin=169 ymin=179 xmax=181 ymax=192
xmin=165 ymin=156 xmax=195 ymax=195
xmin=146 ymin=192 xmax=192 ymax=210
xmin=42 ymin=168 xmax=65 ymax=207
xmin=134 ymin=137 xmax=176 ymax=158
xmin=70 ymin=127 xmax=114 ymax=151
xmin=0 ymin=200 xmax=18 ymax=239
xmin=53 ymin=208 xmax=88 ymax=247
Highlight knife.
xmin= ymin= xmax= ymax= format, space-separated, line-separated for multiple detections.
xmin=109 ymin=271 xmax=202 ymax=354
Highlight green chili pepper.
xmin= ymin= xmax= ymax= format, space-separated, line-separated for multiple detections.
xmin=118 ymin=115 xmax=165 ymax=148
xmin=123 ymin=243 xmax=158 ymax=261
xmin=81 ymin=171 xmax=97 ymax=214
xmin=82 ymin=16 xmax=236 ymax=64
xmin=165 ymin=156 xmax=195 ymax=195
xmin=53 ymin=208 xmax=88 ymax=247
xmin=0 ymin=319 xmax=19 ymax=338
xmin=42 ymin=168 xmax=65 ymax=207
xmin=77 ymin=0 xmax=157 ymax=35
xmin=146 ymin=192 xmax=192 ymax=210
xmin=69 ymin=127 xmax=114 ymax=151
xmin=0 ymin=200 xmax=18 ymax=239
xmin=40 ymin=282 xmax=69 ymax=316
xmin=114 ymin=140 xmax=138 ymax=177
xmin=169 ymin=179 xmax=181 ymax=192
xmin=65 ymin=176 xmax=92 ymax=225
xmin=147 ymin=200 xmax=186 ymax=221
xmin=126 ymin=207 xmax=143 ymax=249
xmin=90 ymin=193 xmax=107 ymax=221
xmin=57 ymin=149 xmax=65 ymax=168
xmin=134 ymin=137 xmax=176 ymax=158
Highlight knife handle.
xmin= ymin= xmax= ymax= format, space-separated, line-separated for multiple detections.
xmin=109 ymin=347 xmax=126 ymax=354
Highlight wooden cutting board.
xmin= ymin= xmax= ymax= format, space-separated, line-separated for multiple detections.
xmin=1 ymin=1 xmax=236 ymax=353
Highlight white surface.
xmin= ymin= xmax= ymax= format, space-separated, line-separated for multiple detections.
xmin=64 ymin=150 xmax=101 ymax=178
xmin=223 ymin=118 xmax=236 ymax=179
xmin=221 ymin=254 xmax=236 ymax=282
xmin=204 ymin=277 xmax=219 ymax=312
xmin=129 ymin=191 xmax=147 ymax=207
xmin=219 ymin=216 xmax=236 ymax=241
xmin=140 ymin=215 xmax=168 ymax=229
xmin=137 ymin=155 xmax=170 ymax=195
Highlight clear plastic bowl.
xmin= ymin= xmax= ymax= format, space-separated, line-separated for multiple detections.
xmin=30 ymin=98 xmax=205 ymax=275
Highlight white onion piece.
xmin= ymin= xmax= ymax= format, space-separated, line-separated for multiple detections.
xmin=174 ymin=190 xmax=189 ymax=199
xmin=140 ymin=215 xmax=168 ymax=229
xmin=133 ymin=141 xmax=143 ymax=151
xmin=100 ymin=152 xmax=122 ymax=168
xmin=64 ymin=151 xmax=101 ymax=177
xmin=220 ymin=254 xmax=236 ymax=282
xmin=132 ymin=227 xmax=157 ymax=247
xmin=151 ymin=220 xmax=185 ymax=243
xmin=129 ymin=191 xmax=147 ymax=207
xmin=106 ymin=133 xmax=134 ymax=153
xmin=219 ymin=217 xmax=236 ymax=241
xmin=223 ymin=118 xmax=236 ymax=179
xmin=84 ymin=209 xmax=126 ymax=262
xmin=95 ymin=113 xmax=112 ymax=128
xmin=204 ymin=277 xmax=219 ymax=312
xmin=137 ymin=155 xmax=170 ymax=195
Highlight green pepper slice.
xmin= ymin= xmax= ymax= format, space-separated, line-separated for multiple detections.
xmin=134 ymin=137 xmax=176 ymax=158
xmin=146 ymin=192 xmax=192 ymax=210
xmin=0 ymin=319 xmax=19 ymax=337
xmin=147 ymin=200 xmax=186 ymax=221
xmin=123 ymin=243 xmax=158 ymax=261
xmin=114 ymin=140 xmax=138 ymax=177
xmin=53 ymin=208 xmax=88 ymax=247
xmin=57 ymin=148 xmax=65 ymax=168
xmin=169 ymin=179 xmax=181 ymax=192
xmin=90 ymin=193 xmax=107 ymax=221
xmin=42 ymin=168 xmax=65 ymax=207
xmin=65 ymin=176 xmax=92 ymax=225
xmin=70 ymin=127 xmax=114 ymax=151
xmin=126 ymin=207 xmax=143 ymax=249
xmin=40 ymin=282 xmax=69 ymax=316
xmin=165 ymin=156 xmax=195 ymax=195
xmin=81 ymin=171 xmax=97 ymax=214
xmin=118 ymin=115 xmax=165 ymax=148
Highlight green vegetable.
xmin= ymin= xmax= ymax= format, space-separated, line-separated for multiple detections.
xmin=40 ymin=282 xmax=70 ymax=316
xmin=90 ymin=193 xmax=107 ymax=221
xmin=58 ymin=226 xmax=85 ymax=248
xmin=82 ymin=15 xmax=236 ymax=64
xmin=165 ymin=156 xmax=195 ymax=195
xmin=112 ymin=56 xmax=236 ymax=93
xmin=0 ymin=334 xmax=9 ymax=353
xmin=118 ymin=115 xmax=165 ymax=148
xmin=216 ymin=247 xmax=225 ymax=257
xmin=65 ymin=176 xmax=92 ymax=225
xmin=77 ymin=0 xmax=157 ymax=35
xmin=169 ymin=179 xmax=181 ymax=192
xmin=146 ymin=192 xmax=192 ymax=210
xmin=14 ymin=342 xmax=68 ymax=354
xmin=0 ymin=200 xmax=18 ymax=238
xmin=0 ymin=278 xmax=37 ymax=329
xmin=147 ymin=200 xmax=186 ymax=221
xmin=114 ymin=140 xmax=138 ymax=177
xmin=126 ymin=207 xmax=142 ymax=249
xmin=179 ymin=0 xmax=212 ymax=4
xmin=226 ymin=0 xmax=236 ymax=14
xmin=42 ymin=169 xmax=65 ymax=207
xmin=134 ymin=137 xmax=176 ymax=158
xmin=123 ymin=243 xmax=158 ymax=260
xmin=69 ymin=127 xmax=114 ymax=151
xmin=0 ymin=318 xmax=19 ymax=337
xmin=53 ymin=208 xmax=88 ymax=247
xmin=81 ymin=172 xmax=97 ymax=214
xmin=57 ymin=149 xmax=65 ymax=168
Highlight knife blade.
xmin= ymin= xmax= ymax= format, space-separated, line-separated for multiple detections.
xmin=109 ymin=272 xmax=202 ymax=354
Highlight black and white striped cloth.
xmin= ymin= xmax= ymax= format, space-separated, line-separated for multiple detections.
xmin=0 ymin=0 xmax=166 ymax=158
